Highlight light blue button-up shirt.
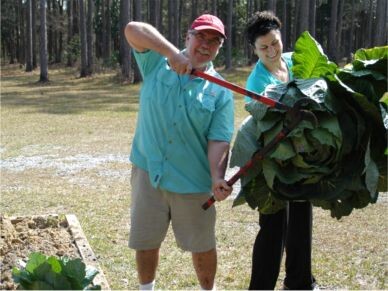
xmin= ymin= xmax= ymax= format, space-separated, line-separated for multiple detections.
xmin=130 ymin=49 xmax=234 ymax=194
xmin=245 ymin=52 xmax=293 ymax=103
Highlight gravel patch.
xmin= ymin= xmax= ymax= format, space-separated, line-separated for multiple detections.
xmin=1 ymin=147 xmax=241 ymax=195
xmin=1 ymin=153 xmax=128 ymax=174
xmin=1 ymin=148 xmax=385 ymax=204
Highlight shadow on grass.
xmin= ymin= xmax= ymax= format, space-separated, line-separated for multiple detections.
xmin=1 ymin=65 xmax=141 ymax=115
xmin=1 ymin=91 xmax=140 ymax=115
xmin=1 ymin=65 xmax=252 ymax=115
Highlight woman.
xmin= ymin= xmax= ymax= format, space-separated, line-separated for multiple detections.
xmin=244 ymin=11 xmax=317 ymax=290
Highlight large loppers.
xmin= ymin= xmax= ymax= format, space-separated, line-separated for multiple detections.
xmin=191 ymin=69 xmax=318 ymax=210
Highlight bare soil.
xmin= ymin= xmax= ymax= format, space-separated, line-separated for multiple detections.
xmin=0 ymin=214 xmax=80 ymax=289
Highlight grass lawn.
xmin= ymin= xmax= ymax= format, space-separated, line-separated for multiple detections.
xmin=1 ymin=64 xmax=387 ymax=290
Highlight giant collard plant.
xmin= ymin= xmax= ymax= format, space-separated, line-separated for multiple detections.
xmin=231 ymin=32 xmax=387 ymax=219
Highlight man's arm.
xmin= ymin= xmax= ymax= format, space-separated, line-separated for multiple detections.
xmin=208 ymin=140 xmax=232 ymax=201
xmin=124 ymin=21 xmax=192 ymax=74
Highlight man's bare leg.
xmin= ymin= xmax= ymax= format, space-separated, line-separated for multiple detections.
xmin=136 ymin=248 xmax=159 ymax=284
xmin=192 ymin=248 xmax=217 ymax=290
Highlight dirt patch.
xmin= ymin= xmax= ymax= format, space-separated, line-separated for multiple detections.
xmin=0 ymin=214 xmax=80 ymax=289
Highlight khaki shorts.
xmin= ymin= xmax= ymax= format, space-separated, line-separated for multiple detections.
xmin=129 ymin=166 xmax=216 ymax=252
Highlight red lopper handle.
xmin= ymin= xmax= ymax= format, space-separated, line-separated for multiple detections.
xmin=201 ymin=131 xmax=288 ymax=210
xmin=191 ymin=69 xmax=290 ymax=111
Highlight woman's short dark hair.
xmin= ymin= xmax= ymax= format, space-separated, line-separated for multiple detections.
xmin=245 ymin=10 xmax=282 ymax=46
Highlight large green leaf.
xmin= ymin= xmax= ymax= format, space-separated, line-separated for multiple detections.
xmin=46 ymin=256 xmax=62 ymax=273
xmin=292 ymin=31 xmax=338 ymax=79
xmin=294 ymin=78 xmax=328 ymax=105
xmin=62 ymin=258 xmax=86 ymax=289
xmin=12 ymin=267 xmax=33 ymax=285
xmin=364 ymin=138 xmax=379 ymax=195
xmin=270 ymin=140 xmax=295 ymax=160
xmin=237 ymin=174 xmax=286 ymax=214
xmin=25 ymin=252 xmax=47 ymax=274
xmin=230 ymin=116 xmax=260 ymax=168
xmin=337 ymin=70 xmax=387 ymax=105
xmin=353 ymin=46 xmax=388 ymax=73
xmin=354 ymin=46 xmax=388 ymax=61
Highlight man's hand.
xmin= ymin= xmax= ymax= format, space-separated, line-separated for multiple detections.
xmin=167 ymin=52 xmax=193 ymax=75
xmin=212 ymin=178 xmax=232 ymax=201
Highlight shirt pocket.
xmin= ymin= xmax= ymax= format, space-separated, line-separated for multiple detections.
xmin=153 ymin=66 xmax=178 ymax=104
xmin=142 ymin=65 xmax=178 ymax=104
xmin=187 ymin=92 xmax=216 ymax=131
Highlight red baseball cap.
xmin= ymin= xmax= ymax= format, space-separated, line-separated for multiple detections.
xmin=191 ymin=14 xmax=227 ymax=39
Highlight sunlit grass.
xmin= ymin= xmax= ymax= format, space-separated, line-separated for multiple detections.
xmin=1 ymin=64 xmax=387 ymax=290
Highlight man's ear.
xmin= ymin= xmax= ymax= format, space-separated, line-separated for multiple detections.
xmin=185 ymin=32 xmax=190 ymax=42
xmin=185 ymin=33 xmax=191 ymax=47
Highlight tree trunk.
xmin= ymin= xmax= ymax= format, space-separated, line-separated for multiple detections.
xmin=328 ymin=0 xmax=338 ymax=61
xmin=26 ymin=0 xmax=33 ymax=71
xmin=79 ymin=0 xmax=88 ymax=77
xmin=177 ymin=0 xmax=182 ymax=46
xmin=279 ymin=0 xmax=287 ymax=49
xmin=225 ymin=0 xmax=233 ymax=70
xmin=365 ymin=0 xmax=374 ymax=48
xmin=336 ymin=0 xmax=345 ymax=61
xmin=291 ymin=0 xmax=299 ymax=48
xmin=148 ymin=0 xmax=160 ymax=29
xmin=285 ymin=0 xmax=293 ymax=51
xmin=309 ymin=0 xmax=316 ymax=37
xmin=373 ymin=0 xmax=387 ymax=46
xmin=67 ymin=0 xmax=74 ymax=66
xmin=86 ymin=0 xmax=93 ymax=75
xmin=57 ymin=0 xmax=64 ymax=63
xmin=32 ymin=0 xmax=37 ymax=68
xmin=133 ymin=0 xmax=142 ymax=83
xmin=348 ymin=0 xmax=355 ymax=59
xmin=168 ymin=0 xmax=178 ymax=45
xmin=158 ymin=0 xmax=163 ymax=33
xmin=267 ymin=0 xmax=276 ymax=13
xmin=211 ymin=0 xmax=217 ymax=15
xmin=101 ymin=0 xmax=106 ymax=58
xmin=52 ymin=0 xmax=59 ymax=63
xmin=17 ymin=0 xmax=25 ymax=64
xmin=360 ymin=0 xmax=370 ymax=49
xmin=191 ymin=0 xmax=198 ymax=21
xmin=168 ymin=0 xmax=174 ymax=43
xmin=120 ymin=0 xmax=131 ymax=81
xmin=12 ymin=3 xmax=17 ymax=64
xmin=39 ymin=0 xmax=49 ymax=82
xmin=47 ymin=0 xmax=53 ymax=63
xmin=72 ymin=0 xmax=79 ymax=34
xmin=297 ymin=0 xmax=309 ymax=37
xmin=246 ymin=0 xmax=255 ymax=65
xmin=106 ymin=0 xmax=111 ymax=58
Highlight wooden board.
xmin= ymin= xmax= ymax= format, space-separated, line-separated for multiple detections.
xmin=65 ymin=214 xmax=110 ymax=290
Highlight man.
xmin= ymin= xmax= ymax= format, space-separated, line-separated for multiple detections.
xmin=125 ymin=14 xmax=234 ymax=290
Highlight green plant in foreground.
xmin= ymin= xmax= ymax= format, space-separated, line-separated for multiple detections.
xmin=12 ymin=252 xmax=101 ymax=290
